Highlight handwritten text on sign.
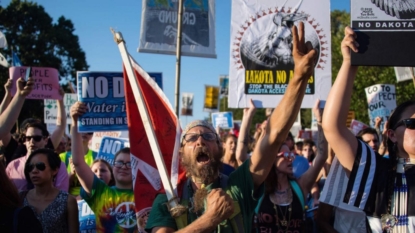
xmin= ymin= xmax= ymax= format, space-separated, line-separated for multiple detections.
xmin=365 ymin=84 xmax=396 ymax=131
xmin=77 ymin=72 xmax=127 ymax=132
xmin=9 ymin=66 xmax=62 ymax=100
xmin=44 ymin=94 xmax=78 ymax=124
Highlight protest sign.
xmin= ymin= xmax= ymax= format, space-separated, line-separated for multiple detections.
xmin=90 ymin=131 xmax=129 ymax=152
xmin=181 ymin=92 xmax=194 ymax=116
xmin=211 ymin=112 xmax=234 ymax=129
xmin=9 ymin=66 xmax=62 ymax=100
xmin=346 ymin=111 xmax=355 ymax=128
xmin=97 ymin=136 xmax=130 ymax=165
xmin=350 ymin=119 xmax=369 ymax=136
xmin=219 ymin=75 xmax=229 ymax=96
xmin=138 ymin=0 xmax=216 ymax=58
xmin=77 ymin=72 xmax=127 ymax=132
xmin=44 ymin=93 xmax=77 ymax=124
xmin=365 ymin=84 xmax=396 ymax=131
xmin=394 ymin=67 xmax=415 ymax=82
xmin=203 ymin=85 xmax=220 ymax=112
xmin=148 ymin=72 xmax=163 ymax=90
xmin=351 ymin=1 xmax=415 ymax=66
xmin=78 ymin=200 xmax=96 ymax=233
xmin=228 ymin=0 xmax=331 ymax=108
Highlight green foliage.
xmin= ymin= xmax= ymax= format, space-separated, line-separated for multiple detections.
xmin=0 ymin=0 xmax=88 ymax=123
xmin=331 ymin=10 xmax=415 ymax=125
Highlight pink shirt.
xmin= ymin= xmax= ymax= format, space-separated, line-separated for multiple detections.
xmin=6 ymin=156 xmax=69 ymax=192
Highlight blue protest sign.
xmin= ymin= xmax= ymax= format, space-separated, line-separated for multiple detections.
xmin=211 ymin=112 xmax=234 ymax=129
xmin=77 ymin=72 xmax=127 ymax=132
xmin=97 ymin=136 xmax=130 ymax=165
xmin=78 ymin=200 xmax=96 ymax=233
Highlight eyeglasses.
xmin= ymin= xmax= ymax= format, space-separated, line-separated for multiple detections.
xmin=25 ymin=162 xmax=46 ymax=172
xmin=114 ymin=161 xmax=131 ymax=168
xmin=183 ymin=132 xmax=217 ymax=143
xmin=277 ymin=151 xmax=296 ymax=160
xmin=393 ymin=118 xmax=415 ymax=130
xmin=24 ymin=135 xmax=44 ymax=142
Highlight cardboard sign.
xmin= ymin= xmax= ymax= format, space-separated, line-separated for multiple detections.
xmin=77 ymin=71 xmax=127 ymax=132
xmin=44 ymin=94 xmax=78 ymax=124
xmin=97 ymin=136 xmax=130 ymax=165
xmin=9 ymin=66 xmax=62 ymax=100
xmin=365 ymin=84 xmax=396 ymax=131
xmin=203 ymin=85 xmax=220 ymax=112
xmin=228 ymin=0 xmax=331 ymax=108
xmin=351 ymin=0 xmax=415 ymax=66
xmin=211 ymin=112 xmax=234 ymax=129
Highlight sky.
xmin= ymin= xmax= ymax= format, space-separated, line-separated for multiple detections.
xmin=1 ymin=0 xmax=351 ymax=127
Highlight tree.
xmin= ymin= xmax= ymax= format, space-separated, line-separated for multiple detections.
xmin=331 ymin=10 xmax=415 ymax=125
xmin=0 ymin=0 xmax=88 ymax=125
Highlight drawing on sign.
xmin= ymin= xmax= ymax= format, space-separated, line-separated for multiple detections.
xmin=370 ymin=0 xmax=415 ymax=19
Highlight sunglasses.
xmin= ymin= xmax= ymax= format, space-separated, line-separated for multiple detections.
xmin=183 ymin=132 xmax=217 ymax=143
xmin=24 ymin=135 xmax=44 ymax=142
xmin=277 ymin=151 xmax=296 ymax=160
xmin=25 ymin=162 xmax=46 ymax=172
xmin=114 ymin=161 xmax=132 ymax=168
xmin=393 ymin=118 xmax=415 ymax=130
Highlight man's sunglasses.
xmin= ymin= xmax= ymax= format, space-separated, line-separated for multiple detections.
xmin=393 ymin=118 xmax=415 ymax=130
xmin=24 ymin=135 xmax=45 ymax=142
xmin=114 ymin=161 xmax=132 ymax=168
xmin=277 ymin=151 xmax=296 ymax=160
xmin=183 ymin=132 xmax=217 ymax=143
xmin=25 ymin=162 xmax=46 ymax=172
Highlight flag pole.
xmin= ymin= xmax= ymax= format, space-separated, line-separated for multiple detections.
xmin=111 ymin=29 xmax=186 ymax=216
xmin=174 ymin=0 xmax=184 ymax=118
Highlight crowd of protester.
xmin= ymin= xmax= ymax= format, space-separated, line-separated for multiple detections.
xmin=0 ymin=24 xmax=414 ymax=233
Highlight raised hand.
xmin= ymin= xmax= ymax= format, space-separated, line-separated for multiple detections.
xmin=341 ymin=26 xmax=359 ymax=62
xmin=292 ymin=21 xmax=318 ymax=78
xmin=17 ymin=77 xmax=34 ymax=97
xmin=4 ymin=79 xmax=12 ymax=96
xmin=70 ymin=101 xmax=87 ymax=122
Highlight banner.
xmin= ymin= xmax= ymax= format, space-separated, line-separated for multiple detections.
xmin=365 ymin=84 xmax=397 ymax=131
xmin=138 ymin=0 xmax=216 ymax=58
xmin=211 ymin=112 xmax=234 ymax=129
xmin=44 ymin=94 xmax=78 ymax=124
xmin=97 ymin=136 xmax=130 ymax=165
xmin=219 ymin=75 xmax=229 ymax=96
xmin=9 ymin=66 xmax=61 ymax=100
xmin=228 ymin=0 xmax=331 ymax=108
xmin=76 ymin=72 xmax=128 ymax=132
xmin=351 ymin=0 xmax=415 ymax=66
xmin=203 ymin=85 xmax=220 ymax=112
xmin=181 ymin=92 xmax=194 ymax=116
xmin=123 ymin=56 xmax=186 ymax=231
xmin=350 ymin=119 xmax=369 ymax=136
xmin=394 ymin=67 xmax=415 ymax=82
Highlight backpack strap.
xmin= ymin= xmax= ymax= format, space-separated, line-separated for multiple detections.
xmin=289 ymin=179 xmax=305 ymax=211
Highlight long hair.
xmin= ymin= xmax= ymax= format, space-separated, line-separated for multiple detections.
xmin=385 ymin=100 xmax=415 ymax=213
xmin=91 ymin=159 xmax=115 ymax=186
xmin=0 ymin=162 xmax=20 ymax=208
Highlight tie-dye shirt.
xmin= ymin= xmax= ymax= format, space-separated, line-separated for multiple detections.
xmin=80 ymin=176 xmax=137 ymax=233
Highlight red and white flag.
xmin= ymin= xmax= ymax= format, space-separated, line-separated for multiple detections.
xmin=123 ymin=57 xmax=186 ymax=229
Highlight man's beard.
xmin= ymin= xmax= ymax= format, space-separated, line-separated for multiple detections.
xmin=181 ymin=146 xmax=223 ymax=213
xmin=181 ymin=146 xmax=223 ymax=183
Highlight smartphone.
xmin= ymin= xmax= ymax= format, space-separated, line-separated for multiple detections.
xmin=23 ymin=67 xmax=31 ymax=86
xmin=319 ymin=100 xmax=326 ymax=109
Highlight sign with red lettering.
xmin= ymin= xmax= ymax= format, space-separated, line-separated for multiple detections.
xmin=9 ymin=66 xmax=61 ymax=100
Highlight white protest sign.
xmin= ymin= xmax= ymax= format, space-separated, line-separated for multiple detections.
xmin=394 ymin=67 xmax=415 ymax=82
xmin=90 ymin=131 xmax=129 ymax=152
xmin=365 ymin=84 xmax=396 ymax=131
xmin=211 ymin=112 xmax=234 ymax=129
xmin=44 ymin=94 xmax=78 ymax=124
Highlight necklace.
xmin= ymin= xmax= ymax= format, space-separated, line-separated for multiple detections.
xmin=274 ymin=202 xmax=292 ymax=230
xmin=270 ymin=187 xmax=293 ymax=205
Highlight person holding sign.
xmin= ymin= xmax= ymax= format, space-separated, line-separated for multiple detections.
xmin=145 ymin=21 xmax=318 ymax=233
xmin=70 ymin=102 xmax=137 ymax=233
xmin=322 ymin=26 xmax=415 ymax=232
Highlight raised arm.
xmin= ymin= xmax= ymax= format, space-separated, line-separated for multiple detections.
xmin=50 ymin=88 xmax=67 ymax=149
xmin=0 ymin=77 xmax=34 ymax=146
xmin=298 ymin=99 xmax=328 ymax=196
xmin=250 ymin=22 xmax=317 ymax=188
xmin=0 ymin=79 xmax=13 ymax=115
xmin=70 ymin=101 xmax=95 ymax=195
xmin=321 ymin=26 xmax=359 ymax=174
xmin=235 ymin=99 xmax=256 ymax=165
